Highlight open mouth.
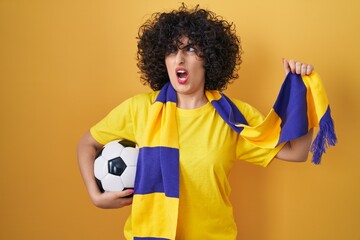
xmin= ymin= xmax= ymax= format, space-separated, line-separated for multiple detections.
xmin=176 ymin=68 xmax=188 ymax=84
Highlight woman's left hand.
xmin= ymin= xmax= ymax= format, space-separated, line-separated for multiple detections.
xmin=283 ymin=58 xmax=314 ymax=76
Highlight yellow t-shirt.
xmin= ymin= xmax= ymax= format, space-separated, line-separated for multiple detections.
xmin=90 ymin=91 xmax=283 ymax=240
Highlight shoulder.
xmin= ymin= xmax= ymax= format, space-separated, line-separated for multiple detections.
xmin=127 ymin=91 xmax=159 ymax=110
xmin=229 ymin=97 xmax=265 ymax=126
xmin=130 ymin=91 xmax=159 ymax=104
xmin=106 ymin=91 xmax=159 ymax=116
xmin=117 ymin=91 xmax=159 ymax=107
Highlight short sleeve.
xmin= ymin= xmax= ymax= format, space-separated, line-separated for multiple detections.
xmin=234 ymin=100 xmax=285 ymax=167
xmin=237 ymin=139 xmax=285 ymax=167
xmin=90 ymin=98 xmax=136 ymax=145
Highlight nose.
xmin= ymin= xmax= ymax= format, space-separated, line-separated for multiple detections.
xmin=175 ymin=49 xmax=185 ymax=65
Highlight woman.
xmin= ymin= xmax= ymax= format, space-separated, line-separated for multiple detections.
xmin=78 ymin=4 xmax=315 ymax=239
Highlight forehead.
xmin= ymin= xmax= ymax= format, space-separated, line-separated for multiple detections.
xmin=177 ymin=36 xmax=190 ymax=45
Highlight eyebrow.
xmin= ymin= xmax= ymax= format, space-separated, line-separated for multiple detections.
xmin=181 ymin=43 xmax=194 ymax=49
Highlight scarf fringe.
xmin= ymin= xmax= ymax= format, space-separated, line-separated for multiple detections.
xmin=310 ymin=106 xmax=337 ymax=164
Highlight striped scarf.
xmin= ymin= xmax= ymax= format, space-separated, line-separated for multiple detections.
xmin=131 ymin=72 xmax=337 ymax=239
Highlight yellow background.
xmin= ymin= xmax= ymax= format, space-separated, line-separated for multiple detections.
xmin=0 ymin=0 xmax=359 ymax=239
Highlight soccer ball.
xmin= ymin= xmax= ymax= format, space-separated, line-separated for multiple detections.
xmin=94 ymin=139 xmax=138 ymax=193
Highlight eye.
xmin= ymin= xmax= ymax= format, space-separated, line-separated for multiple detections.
xmin=186 ymin=45 xmax=197 ymax=52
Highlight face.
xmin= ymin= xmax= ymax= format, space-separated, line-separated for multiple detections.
xmin=165 ymin=36 xmax=205 ymax=98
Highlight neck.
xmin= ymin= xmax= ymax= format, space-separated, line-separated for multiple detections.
xmin=176 ymin=92 xmax=208 ymax=109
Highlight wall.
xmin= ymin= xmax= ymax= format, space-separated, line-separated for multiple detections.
xmin=0 ymin=0 xmax=359 ymax=239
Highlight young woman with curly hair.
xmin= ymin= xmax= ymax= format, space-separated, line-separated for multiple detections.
xmin=78 ymin=4 xmax=315 ymax=239
xmin=137 ymin=5 xmax=241 ymax=92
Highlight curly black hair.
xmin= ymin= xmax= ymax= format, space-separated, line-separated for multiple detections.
xmin=137 ymin=4 xmax=242 ymax=91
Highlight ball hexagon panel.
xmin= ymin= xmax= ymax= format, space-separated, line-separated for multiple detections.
xmin=94 ymin=155 xmax=108 ymax=180
xmin=120 ymin=166 xmax=137 ymax=188
xmin=101 ymin=141 xmax=124 ymax=160
xmin=101 ymin=174 xmax=124 ymax=192
xmin=121 ymin=147 xmax=139 ymax=166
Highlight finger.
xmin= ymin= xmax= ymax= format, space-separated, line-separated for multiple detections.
xmin=301 ymin=64 xmax=308 ymax=76
xmin=283 ymin=58 xmax=291 ymax=75
xmin=306 ymin=65 xmax=314 ymax=75
xmin=120 ymin=189 xmax=134 ymax=198
xmin=288 ymin=59 xmax=296 ymax=74
xmin=295 ymin=62 xmax=302 ymax=75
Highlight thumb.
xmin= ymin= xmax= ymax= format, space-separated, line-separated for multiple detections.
xmin=282 ymin=58 xmax=291 ymax=75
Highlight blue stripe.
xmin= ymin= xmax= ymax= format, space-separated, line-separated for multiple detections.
xmin=310 ymin=106 xmax=337 ymax=164
xmin=155 ymin=82 xmax=176 ymax=103
xmin=210 ymin=94 xmax=248 ymax=134
xmin=273 ymin=73 xmax=309 ymax=144
xmin=134 ymin=146 xmax=179 ymax=198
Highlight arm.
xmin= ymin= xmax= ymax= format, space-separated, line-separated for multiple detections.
xmin=275 ymin=129 xmax=313 ymax=162
xmin=77 ymin=131 xmax=133 ymax=208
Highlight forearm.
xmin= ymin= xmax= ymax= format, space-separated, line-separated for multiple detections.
xmin=77 ymin=131 xmax=103 ymax=203
xmin=276 ymin=129 xmax=314 ymax=162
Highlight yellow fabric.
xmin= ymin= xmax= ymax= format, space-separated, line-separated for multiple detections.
xmin=239 ymin=109 xmax=283 ymax=148
xmin=90 ymin=93 xmax=282 ymax=239
xmin=302 ymin=73 xmax=329 ymax=128
xmin=131 ymin=193 xmax=179 ymax=238
xmin=141 ymin=100 xmax=179 ymax=148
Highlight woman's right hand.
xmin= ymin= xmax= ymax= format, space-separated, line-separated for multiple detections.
xmin=90 ymin=189 xmax=134 ymax=209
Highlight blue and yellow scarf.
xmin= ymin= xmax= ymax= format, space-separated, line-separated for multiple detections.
xmin=131 ymin=72 xmax=337 ymax=239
